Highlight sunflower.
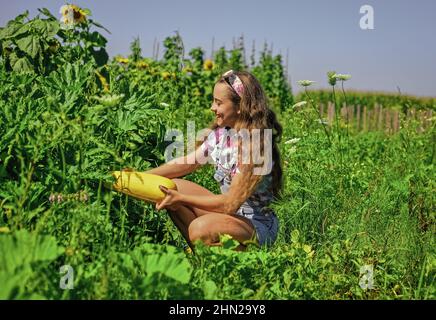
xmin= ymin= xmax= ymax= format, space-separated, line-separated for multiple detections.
xmin=59 ymin=4 xmax=88 ymax=27
xmin=115 ymin=56 xmax=129 ymax=64
xmin=182 ymin=66 xmax=193 ymax=73
xmin=203 ymin=59 xmax=214 ymax=71
xmin=161 ymin=71 xmax=171 ymax=80
xmin=136 ymin=61 xmax=149 ymax=69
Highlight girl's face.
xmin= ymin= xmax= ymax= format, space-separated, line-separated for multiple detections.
xmin=211 ymin=82 xmax=240 ymax=128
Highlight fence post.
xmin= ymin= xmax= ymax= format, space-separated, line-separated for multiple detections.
xmin=328 ymin=102 xmax=334 ymax=126
xmin=348 ymin=105 xmax=354 ymax=127
xmin=373 ymin=104 xmax=379 ymax=131
xmin=393 ymin=110 xmax=399 ymax=133
xmin=385 ymin=109 xmax=391 ymax=134
xmin=378 ymin=104 xmax=383 ymax=131
xmin=356 ymin=104 xmax=361 ymax=131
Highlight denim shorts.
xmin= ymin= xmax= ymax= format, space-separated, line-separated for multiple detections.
xmin=236 ymin=206 xmax=279 ymax=247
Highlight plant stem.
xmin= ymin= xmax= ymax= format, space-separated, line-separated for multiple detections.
xmin=305 ymin=88 xmax=332 ymax=147
xmin=341 ymin=81 xmax=350 ymax=155
xmin=331 ymin=85 xmax=343 ymax=167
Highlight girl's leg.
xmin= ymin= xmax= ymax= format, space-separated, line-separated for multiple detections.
xmin=188 ymin=213 xmax=256 ymax=246
xmin=166 ymin=179 xmax=256 ymax=249
xmin=166 ymin=179 xmax=218 ymax=245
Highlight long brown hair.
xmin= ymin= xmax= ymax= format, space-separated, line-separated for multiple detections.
xmin=205 ymin=70 xmax=283 ymax=213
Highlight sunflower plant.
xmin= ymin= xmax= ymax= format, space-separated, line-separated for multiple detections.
xmin=56 ymin=4 xmax=109 ymax=68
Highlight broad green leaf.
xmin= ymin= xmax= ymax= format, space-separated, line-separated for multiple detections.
xmin=0 ymin=230 xmax=62 ymax=299
xmin=16 ymin=36 xmax=40 ymax=58
xmin=0 ymin=230 xmax=63 ymax=273
xmin=0 ymin=22 xmax=23 ymax=39
xmin=32 ymin=19 xmax=59 ymax=38
xmin=90 ymin=47 xmax=109 ymax=67
xmin=87 ymin=31 xmax=107 ymax=47
xmin=45 ymin=21 xmax=60 ymax=38
xmin=130 ymin=244 xmax=192 ymax=284
xmin=10 ymin=54 xmax=33 ymax=73
xmin=11 ymin=24 xmax=30 ymax=38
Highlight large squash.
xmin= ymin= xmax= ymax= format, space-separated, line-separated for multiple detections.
xmin=109 ymin=171 xmax=177 ymax=202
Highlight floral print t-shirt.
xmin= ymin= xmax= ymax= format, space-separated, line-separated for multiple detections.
xmin=200 ymin=126 xmax=275 ymax=216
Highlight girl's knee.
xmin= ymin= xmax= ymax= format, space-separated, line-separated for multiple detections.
xmin=188 ymin=217 xmax=218 ymax=244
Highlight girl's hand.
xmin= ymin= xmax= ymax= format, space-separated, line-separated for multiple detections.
xmin=155 ymin=185 xmax=183 ymax=211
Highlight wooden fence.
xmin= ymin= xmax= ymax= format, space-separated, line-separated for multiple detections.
xmin=317 ymin=102 xmax=434 ymax=134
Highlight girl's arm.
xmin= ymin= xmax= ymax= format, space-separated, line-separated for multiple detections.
xmin=135 ymin=146 xmax=207 ymax=179
xmin=157 ymin=173 xmax=247 ymax=214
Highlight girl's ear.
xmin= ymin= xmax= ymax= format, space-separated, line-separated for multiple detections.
xmin=236 ymin=106 xmax=241 ymax=114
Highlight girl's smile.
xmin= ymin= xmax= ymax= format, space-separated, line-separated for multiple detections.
xmin=211 ymin=82 xmax=240 ymax=128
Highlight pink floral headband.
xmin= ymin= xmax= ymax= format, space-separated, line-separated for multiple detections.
xmin=222 ymin=70 xmax=244 ymax=97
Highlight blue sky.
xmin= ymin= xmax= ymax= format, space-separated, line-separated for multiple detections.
xmin=1 ymin=0 xmax=435 ymax=97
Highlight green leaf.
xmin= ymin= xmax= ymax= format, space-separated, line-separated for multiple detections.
xmin=0 ymin=22 xmax=23 ymax=39
xmin=89 ymin=19 xmax=111 ymax=34
xmin=13 ymin=10 xmax=29 ymax=23
xmin=45 ymin=21 xmax=60 ymax=38
xmin=82 ymin=8 xmax=92 ymax=16
xmin=16 ymin=36 xmax=40 ymax=59
xmin=0 ymin=230 xmax=62 ymax=299
xmin=130 ymin=244 xmax=192 ymax=284
xmin=32 ymin=20 xmax=59 ymax=38
xmin=9 ymin=53 xmax=33 ymax=72
xmin=291 ymin=229 xmax=300 ymax=243
xmin=11 ymin=24 xmax=30 ymax=39
xmin=87 ymin=31 xmax=107 ymax=47
xmin=203 ymin=280 xmax=218 ymax=299
xmin=90 ymin=47 xmax=109 ymax=67
xmin=0 ymin=230 xmax=62 ymax=274
xmin=37 ymin=8 xmax=56 ymax=20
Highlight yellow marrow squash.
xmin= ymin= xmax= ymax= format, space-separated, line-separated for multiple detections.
xmin=109 ymin=171 xmax=177 ymax=202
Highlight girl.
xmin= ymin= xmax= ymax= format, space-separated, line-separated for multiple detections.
xmin=142 ymin=70 xmax=283 ymax=249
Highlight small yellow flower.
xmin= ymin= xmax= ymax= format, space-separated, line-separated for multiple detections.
xmin=182 ymin=66 xmax=193 ymax=73
xmin=65 ymin=247 xmax=75 ymax=256
xmin=203 ymin=59 xmax=214 ymax=71
xmin=115 ymin=56 xmax=129 ymax=64
xmin=0 ymin=226 xmax=10 ymax=234
xmin=161 ymin=71 xmax=171 ymax=80
xmin=136 ymin=61 xmax=149 ymax=69
xmin=194 ymin=88 xmax=201 ymax=96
